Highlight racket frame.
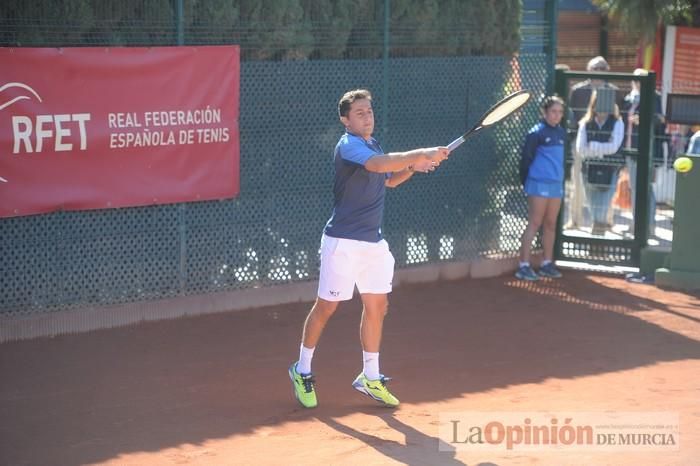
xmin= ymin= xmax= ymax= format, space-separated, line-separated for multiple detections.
xmin=447 ymin=89 xmax=531 ymax=151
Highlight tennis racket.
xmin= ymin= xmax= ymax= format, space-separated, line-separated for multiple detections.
xmin=447 ymin=90 xmax=532 ymax=151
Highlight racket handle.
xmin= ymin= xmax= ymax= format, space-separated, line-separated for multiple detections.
xmin=447 ymin=136 xmax=465 ymax=151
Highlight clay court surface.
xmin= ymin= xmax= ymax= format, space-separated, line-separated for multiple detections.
xmin=1 ymin=271 xmax=699 ymax=465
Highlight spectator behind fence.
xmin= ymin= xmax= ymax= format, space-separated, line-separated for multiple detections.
xmin=621 ymin=68 xmax=666 ymax=234
xmin=567 ymin=56 xmax=620 ymax=229
xmin=576 ymin=89 xmax=624 ymax=236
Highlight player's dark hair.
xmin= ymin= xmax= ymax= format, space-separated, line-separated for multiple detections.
xmin=338 ymin=89 xmax=372 ymax=118
xmin=541 ymin=95 xmax=564 ymax=112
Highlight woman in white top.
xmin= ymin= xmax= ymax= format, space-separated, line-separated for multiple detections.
xmin=576 ymin=89 xmax=624 ymax=234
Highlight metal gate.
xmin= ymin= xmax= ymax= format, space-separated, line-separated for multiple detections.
xmin=554 ymin=69 xmax=657 ymax=267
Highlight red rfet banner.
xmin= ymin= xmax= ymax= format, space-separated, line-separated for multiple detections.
xmin=0 ymin=46 xmax=240 ymax=218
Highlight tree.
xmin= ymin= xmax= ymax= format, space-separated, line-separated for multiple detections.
xmin=240 ymin=0 xmax=313 ymax=60
xmin=185 ymin=0 xmax=240 ymax=45
xmin=594 ymin=0 xmax=696 ymax=41
xmin=0 ymin=0 xmax=94 ymax=46
xmin=391 ymin=0 xmax=440 ymax=56
xmin=0 ymin=0 xmax=524 ymax=58
xmin=300 ymin=0 xmax=354 ymax=59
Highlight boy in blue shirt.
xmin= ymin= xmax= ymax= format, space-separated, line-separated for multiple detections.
xmin=289 ymin=89 xmax=450 ymax=408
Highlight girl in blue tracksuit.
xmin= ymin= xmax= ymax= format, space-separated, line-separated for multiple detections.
xmin=517 ymin=95 xmax=566 ymax=281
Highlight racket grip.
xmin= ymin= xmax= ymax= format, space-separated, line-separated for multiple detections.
xmin=447 ymin=137 xmax=465 ymax=151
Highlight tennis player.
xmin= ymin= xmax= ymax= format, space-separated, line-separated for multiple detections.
xmin=516 ymin=95 xmax=566 ymax=281
xmin=289 ymin=89 xmax=450 ymax=408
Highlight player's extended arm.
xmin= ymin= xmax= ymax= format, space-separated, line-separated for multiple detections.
xmin=365 ymin=147 xmax=449 ymax=173
xmin=385 ymin=168 xmax=414 ymax=188
xmin=385 ymin=156 xmax=444 ymax=187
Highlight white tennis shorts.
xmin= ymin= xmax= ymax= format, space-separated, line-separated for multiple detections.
xmin=318 ymin=234 xmax=395 ymax=301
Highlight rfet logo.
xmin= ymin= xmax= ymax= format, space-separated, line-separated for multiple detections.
xmin=1 ymin=82 xmax=91 ymax=154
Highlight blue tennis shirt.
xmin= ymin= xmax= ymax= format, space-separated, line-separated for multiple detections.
xmin=324 ymin=131 xmax=388 ymax=242
xmin=522 ymin=121 xmax=566 ymax=183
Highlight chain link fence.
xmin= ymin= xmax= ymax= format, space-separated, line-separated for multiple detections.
xmin=0 ymin=1 xmax=553 ymax=317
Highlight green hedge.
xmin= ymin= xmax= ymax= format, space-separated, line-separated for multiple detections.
xmin=0 ymin=0 xmax=521 ymax=57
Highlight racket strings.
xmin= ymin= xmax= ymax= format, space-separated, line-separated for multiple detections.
xmin=481 ymin=93 xmax=531 ymax=126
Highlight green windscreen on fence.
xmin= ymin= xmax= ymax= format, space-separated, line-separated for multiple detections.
xmin=0 ymin=55 xmax=547 ymax=314
xmin=0 ymin=1 xmax=552 ymax=317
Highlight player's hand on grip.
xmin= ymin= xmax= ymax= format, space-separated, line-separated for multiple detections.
xmin=415 ymin=147 xmax=450 ymax=172
xmin=425 ymin=147 xmax=450 ymax=165
xmin=412 ymin=159 xmax=436 ymax=173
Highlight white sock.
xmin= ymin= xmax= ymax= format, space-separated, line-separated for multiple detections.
xmin=297 ymin=344 xmax=315 ymax=375
xmin=363 ymin=351 xmax=380 ymax=380
xmin=541 ymin=260 xmax=552 ymax=266
xmin=519 ymin=261 xmax=530 ymax=268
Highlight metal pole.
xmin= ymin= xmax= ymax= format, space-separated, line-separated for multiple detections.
xmin=176 ymin=0 xmax=184 ymax=46
xmin=600 ymin=13 xmax=609 ymax=59
xmin=176 ymin=0 xmax=186 ymax=292
xmin=633 ymin=71 xmax=656 ymax=260
xmin=554 ymin=67 xmax=568 ymax=261
xmin=179 ymin=204 xmax=187 ymax=293
xmin=381 ymin=0 xmax=390 ymax=140
xmin=545 ymin=0 xmax=559 ymax=94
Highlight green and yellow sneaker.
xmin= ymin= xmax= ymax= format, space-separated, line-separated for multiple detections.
xmin=351 ymin=373 xmax=400 ymax=407
xmin=288 ymin=362 xmax=317 ymax=408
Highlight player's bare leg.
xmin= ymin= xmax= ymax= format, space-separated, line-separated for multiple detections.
xmin=301 ymin=297 xmax=339 ymax=349
xmin=352 ymin=293 xmax=399 ymax=406
xmin=359 ymin=293 xmax=387 ymax=354
xmin=289 ymin=297 xmax=338 ymax=408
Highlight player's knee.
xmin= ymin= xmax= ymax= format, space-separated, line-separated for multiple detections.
xmin=374 ymin=301 xmax=389 ymax=317
xmin=313 ymin=298 xmax=339 ymax=319
xmin=364 ymin=299 xmax=388 ymax=317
